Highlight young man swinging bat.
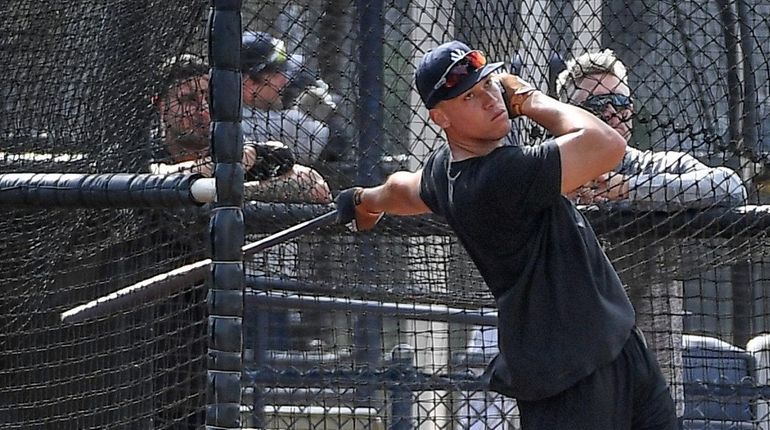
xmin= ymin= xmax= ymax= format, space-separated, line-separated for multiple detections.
xmin=335 ymin=40 xmax=677 ymax=429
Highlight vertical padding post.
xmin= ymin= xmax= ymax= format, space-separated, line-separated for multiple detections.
xmin=209 ymin=316 xmax=243 ymax=352
xmin=210 ymin=208 xmax=245 ymax=261
xmin=207 ymin=0 xmax=243 ymax=429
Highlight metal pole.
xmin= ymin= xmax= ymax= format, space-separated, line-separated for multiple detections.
xmin=737 ymin=0 xmax=758 ymax=157
xmin=357 ymin=0 xmax=385 ymax=187
xmin=355 ymin=0 xmax=385 ymax=408
xmin=246 ymin=289 xmax=499 ymax=327
xmin=716 ymin=0 xmax=744 ymax=153
xmin=389 ymin=344 xmax=415 ymax=430
xmin=731 ymin=262 xmax=753 ymax=347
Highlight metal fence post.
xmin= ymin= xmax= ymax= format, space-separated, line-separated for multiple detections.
xmin=547 ymin=51 xmax=566 ymax=98
xmin=246 ymin=310 xmax=268 ymax=428
xmin=389 ymin=344 xmax=415 ymax=430
xmin=354 ymin=0 xmax=386 ymax=408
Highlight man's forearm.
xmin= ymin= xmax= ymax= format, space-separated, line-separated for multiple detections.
xmin=359 ymin=171 xmax=430 ymax=216
xmin=244 ymin=179 xmax=329 ymax=203
xmin=244 ymin=165 xmax=331 ymax=204
xmin=150 ymin=159 xmax=212 ymax=176
xmin=628 ymin=168 xmax=747 ymax=207
xmin=521 ymin=92 xmax=609 ymax=137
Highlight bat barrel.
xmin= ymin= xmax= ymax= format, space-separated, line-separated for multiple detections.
xmin=243 ymin=209 xmax=338 ymax=257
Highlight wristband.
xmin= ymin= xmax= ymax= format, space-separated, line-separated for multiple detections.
xmin=353 ymin=187 xmax=364 ymax=206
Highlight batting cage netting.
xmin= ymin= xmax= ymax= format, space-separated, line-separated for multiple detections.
xmin=2 ymin=0 xmax=770 ymax=429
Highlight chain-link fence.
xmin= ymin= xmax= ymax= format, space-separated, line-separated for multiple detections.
xmin=2 ymin=0 xmax=770 ymax=428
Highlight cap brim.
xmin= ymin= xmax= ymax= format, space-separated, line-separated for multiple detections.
xmin=442 ymin=61 xmax=505 ymax=101
xmin=282 ymin=54 xmax=303 ymax=77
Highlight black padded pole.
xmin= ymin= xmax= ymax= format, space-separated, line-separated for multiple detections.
xmin=0 ymin=173 xmax=209 ymax=207
xmin=207 ymin=1 xmax=243 ymax=428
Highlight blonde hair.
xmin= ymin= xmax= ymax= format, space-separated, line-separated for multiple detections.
xmin=555 ymin=49 xmax=628 ymax=102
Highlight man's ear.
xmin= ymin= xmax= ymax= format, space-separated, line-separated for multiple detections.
xmin=429 ymin=108 xmax=450 ymax=129
xmin=242 ymin=76 xmax=255 ymax=92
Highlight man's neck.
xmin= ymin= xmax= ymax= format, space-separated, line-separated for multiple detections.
xmin=242 ymin=78 xmax=271 ymax=110
xmin=447 ymin=138 xmax=503 ymax=161
xmin=164 ymin=135 xmax=208 ymax=163
xmin=243 ymin=95 xmax=271 ymax=111
xmin=254 ymin=100 xmax=274 ymax=110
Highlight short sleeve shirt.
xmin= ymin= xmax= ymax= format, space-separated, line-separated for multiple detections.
xmin=242 ymin=107 xmax=329 ymax=165
xmin=420 ymin=142 xmax=635 ymax=401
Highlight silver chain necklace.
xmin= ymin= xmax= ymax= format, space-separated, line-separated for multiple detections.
xmin=446 ymin=152 xmax=461 ymax=207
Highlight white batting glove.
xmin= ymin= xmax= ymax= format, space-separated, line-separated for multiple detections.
xmin=297 ymin=80 xmax=337 ymax=122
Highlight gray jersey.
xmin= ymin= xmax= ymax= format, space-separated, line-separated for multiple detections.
xmin=619 ymin=147 xmax=746 ymax=208
xmin=242 ymin=106 xmax=329 ymax=165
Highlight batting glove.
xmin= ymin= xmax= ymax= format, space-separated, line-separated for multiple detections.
xmin=335 ymin=187 xmax=384 ymax=232
xmin=495 ymin=73 xmax=538 ymax=118
xmin=244 ymin=140 xmax=296 ymax=181
xmin=297 ymin=79 xmax=337 ymax=122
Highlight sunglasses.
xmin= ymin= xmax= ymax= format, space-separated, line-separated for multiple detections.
xmin=580 ymin=93 xmax=633 ymax=114
xmin=430 ymin=50 xmax=488 ymax=99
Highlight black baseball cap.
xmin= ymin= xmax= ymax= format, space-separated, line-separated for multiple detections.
xmin=241 ymin=31 xmax=290 ymax=77
xmin=416 ymin=40 xmax=504 ymax=108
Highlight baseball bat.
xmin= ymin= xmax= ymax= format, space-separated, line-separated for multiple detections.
xmin=60 ymin=209 xmax=339 ymax=324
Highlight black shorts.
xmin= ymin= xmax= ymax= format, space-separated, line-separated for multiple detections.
xmin=516 ymin=327 xmax=678 ymax=430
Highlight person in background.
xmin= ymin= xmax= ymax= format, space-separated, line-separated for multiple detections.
xmin=155 ymin=53 xmax=335 ymax=357
xmin=153 ymin=53 xmax=331 ymax=203
xmin=240 ymin=31 xmax=351 ymax=167
xmin=556 ymin=48 xmax=748 ymax=425
xmin=555 ymin=49 xmax=746 ymax=208
xmin=457 ymin=325 xmax=519 ymax=430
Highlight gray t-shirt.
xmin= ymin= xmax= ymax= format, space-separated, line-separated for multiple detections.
xmin=420 ymin=142 xmax=635 ymax=401
xmin=242 ymin=106 xmax=329 ymax=165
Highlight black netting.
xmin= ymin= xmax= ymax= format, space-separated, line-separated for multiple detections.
xmin=3 ymin=0 xmax=770 ymax=428
xmin=1 ymin=0 xmax=209 ymax=428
